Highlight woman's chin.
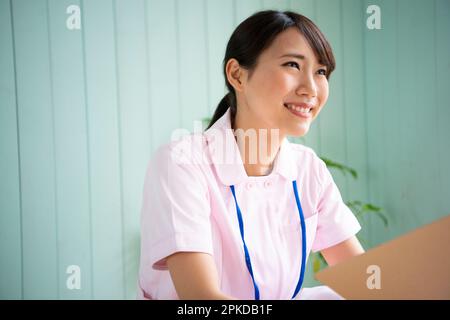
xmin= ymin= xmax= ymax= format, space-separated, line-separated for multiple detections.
xmin=289 ymin=125 xmax=310 ymax=138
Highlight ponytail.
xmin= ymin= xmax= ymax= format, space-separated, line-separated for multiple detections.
xmin=205 ymin=91 xmax=237 ymax=130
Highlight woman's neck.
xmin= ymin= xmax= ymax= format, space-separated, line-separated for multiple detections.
xmin=233 ymin=109 xmax=284 ymax=177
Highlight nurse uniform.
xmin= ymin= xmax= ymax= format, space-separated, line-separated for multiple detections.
xmin=137 ymin=107 xmax=361 ymax=300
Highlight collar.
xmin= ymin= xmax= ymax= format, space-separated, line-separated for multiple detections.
xmin=203 ymin=107 xmax=298 ymax=186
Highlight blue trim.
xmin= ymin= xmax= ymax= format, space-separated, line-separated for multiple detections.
xmin=229 ymin=180 xmax=306 ymax=300
xmin=291 ymin=180 xmax=307 ymax=299
xmin=230 ymin=185 xmax=260 ymax=300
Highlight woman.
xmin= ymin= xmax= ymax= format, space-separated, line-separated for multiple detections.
xmin=138 ymin=10 xmax=364 ymax=300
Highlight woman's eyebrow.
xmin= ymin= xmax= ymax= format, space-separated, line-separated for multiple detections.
xmin=279 ymin=53 xmax=326 ymax=67
xmin=278 ymin=53 xmax=305 ymax=60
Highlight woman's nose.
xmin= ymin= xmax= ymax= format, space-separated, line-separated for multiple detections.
xmin=295 ymin=74 xmax=317 ymax=98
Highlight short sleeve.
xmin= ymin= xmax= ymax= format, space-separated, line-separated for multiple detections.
xmin=311 ymin=158 xmax=361 ymax=253
xmin=140 ymin=142 xmax=213 ymax=270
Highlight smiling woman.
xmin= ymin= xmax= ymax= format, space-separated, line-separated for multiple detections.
xmin=138 ymin=10 xmax=364 ymax=300
xmin=208 ymin=11 xmax=335 ymax=177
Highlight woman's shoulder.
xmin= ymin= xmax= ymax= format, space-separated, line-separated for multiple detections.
xmin=288 ymin=142 xmax=325 ymax=167
xmin=288 ymin=142 xmax=328 ymax=188
xmin=143 ymin=133 xmax=210 ymax=188
xmin=151 ymin=132 xmax=209 ymax=167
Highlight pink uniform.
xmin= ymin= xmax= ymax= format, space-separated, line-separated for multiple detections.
xmin=137 ymin=107 xmax=361 ymax=300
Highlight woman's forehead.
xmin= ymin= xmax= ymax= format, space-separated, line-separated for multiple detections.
xmin=266 ymin=28 xmax=318 ymax=63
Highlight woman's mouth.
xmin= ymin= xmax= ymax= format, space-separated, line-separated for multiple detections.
xmin=284 ymin=103 xmax=313 ymax=119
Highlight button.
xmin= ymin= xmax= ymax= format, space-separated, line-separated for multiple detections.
xmin=264 ymin=180 xmax=272 ymax=188
xmin=246 ymin=182 xmax=254 ymax=190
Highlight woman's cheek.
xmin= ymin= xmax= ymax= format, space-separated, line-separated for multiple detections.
xmin=318 ymin=82 xmax=329 ymax=104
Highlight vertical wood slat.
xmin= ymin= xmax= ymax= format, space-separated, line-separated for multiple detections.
xmin=369 ymin=0 xmax=398 ymax=245
xmin=364 ymin=0 xmax=416 ymax=245
xmin=409 ymin=0 xmax=445 ymax=227
xmin=435 ymin=0 xmax=450 ymax=217
xmin=81 ymin=0 xmax=124 ymax=299
xmin=363 ymin=0 xmax=386 ymax=246
xmin=11 ymin=0 xmax=58 ymax=299
xmin=114 ymin=0 xmax=152 ymax=300
xmin=396 ymin=0 xmax=423 ymax=237
xmin=47 ymin=0 xmax=92 ymax=299
xmin=0 ymin=0 xmax=22 ymax=299
xmin=146 ymin=0 xmax=180 ymax=149
xmin=392 ymin=0 xmax=419 ymax=239
xmin=396 ymin=0 xmax=417 ymax=234
xmin=177 ymin=0 xmax=209 ymax=131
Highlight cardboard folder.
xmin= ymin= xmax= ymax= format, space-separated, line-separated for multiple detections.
xmin=315 ymin=214 xmax=450 ymax=299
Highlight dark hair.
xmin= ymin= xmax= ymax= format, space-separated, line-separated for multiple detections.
xmin=206 ymin=10 xmax=336 ymax=130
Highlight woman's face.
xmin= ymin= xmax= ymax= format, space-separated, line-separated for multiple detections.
xmin=232 ymin=27 xmax=330 ymax=138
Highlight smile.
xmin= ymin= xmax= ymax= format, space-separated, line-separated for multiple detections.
xmin=284 ymin=103 xmax=312 ymax=119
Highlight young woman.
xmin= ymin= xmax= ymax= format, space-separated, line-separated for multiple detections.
xmin=138 ymin=10 xmax=364 ymax=300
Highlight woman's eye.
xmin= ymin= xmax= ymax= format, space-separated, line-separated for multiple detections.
xmin=285 ymin=61 xmax=300 ymax=69
xmin=284 ymin=62 xmax=327 ymax=76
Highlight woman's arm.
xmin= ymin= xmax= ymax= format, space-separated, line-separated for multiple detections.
xmin=320 ymin=236 xmax=365 ymax=267
xmin=167 ymin=237 xmax=364 ymax=299
xmin=166 ymin=252 xmax=237 ymax=300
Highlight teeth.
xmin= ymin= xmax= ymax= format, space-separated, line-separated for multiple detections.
xmin=285 ymin=104 xmax=311 ymax=113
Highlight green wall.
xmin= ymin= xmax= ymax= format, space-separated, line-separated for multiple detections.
xmin=1 ymin=0 xmax=449 ymax=299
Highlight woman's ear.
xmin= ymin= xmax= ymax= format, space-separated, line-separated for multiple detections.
xmin=225 ymin=58 xmax=246 ymax=92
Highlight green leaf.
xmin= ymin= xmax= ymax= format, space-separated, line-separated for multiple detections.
xmin=320 ymin=157 xmax=358 ymax=179
xmin=347 ymin=200 xmax=389 ymax=227
xmin=313 ymin=255 xmax=321 ymax=273
xmin=373 ymin=211 xmax=389 ymax=227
